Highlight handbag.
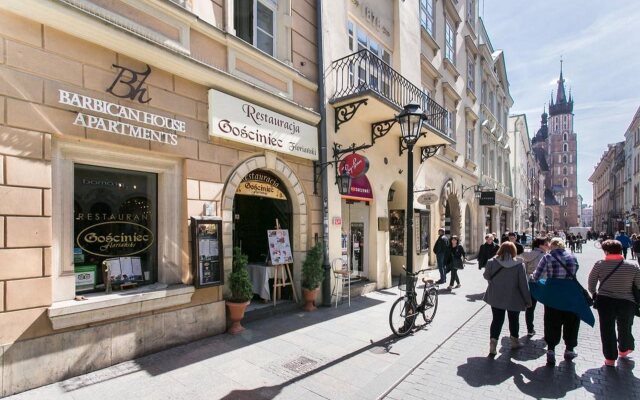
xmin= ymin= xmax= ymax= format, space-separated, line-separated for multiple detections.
xmin=592 ymin=260 xmax=624 ymax=309
xmin=550 ymin=252 xmax=594 ymax=307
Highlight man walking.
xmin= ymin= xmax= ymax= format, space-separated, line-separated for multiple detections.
xmin=434 ymin=228 xmax=449 ymax=284
xmin=477 ymin=234 xmax=499 ymax=270
xmin=508 ymin=232 xmax=524 ymax=255
xmin=615 ymin=231 xmax=631 ymax=259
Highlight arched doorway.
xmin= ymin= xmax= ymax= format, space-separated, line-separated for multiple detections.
xmin=233 ymin=170 xmax=292 ymax=263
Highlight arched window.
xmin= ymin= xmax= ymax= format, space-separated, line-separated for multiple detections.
xmin=563 ymin=167 xmax=567 ymax=175
xmin=563 ymin=133 xmax=568 ymax=141
xmin=563 ymin=178 xmax=568 ymax=187
xmin=563 ymin=143 xmax=568 ymax=152
xmin=562 ymin=155 xmax=567 ymax=163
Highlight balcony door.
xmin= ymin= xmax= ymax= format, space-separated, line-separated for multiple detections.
xmin=347 ymin=21 xmax=391 ymax=95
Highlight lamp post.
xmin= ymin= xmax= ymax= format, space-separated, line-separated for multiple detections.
xmin=528 ymin=201 xmax=537 ymax=239
xmin=396 ymin=104 xmax=427 ymax=292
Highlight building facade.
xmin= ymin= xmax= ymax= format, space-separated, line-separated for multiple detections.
xmin=624 ymin=106 xmax=640 ymax=232
xmin=590 ymin=143 xmax=623 ymax=235
xmin=0 ymin=0 xmax=322 ymax=395
xmin=508 ymin=113 xmax=531 ymax=234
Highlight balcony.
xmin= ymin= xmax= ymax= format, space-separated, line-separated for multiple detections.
xmin=329 ymin=49 xmax=452 ymax=149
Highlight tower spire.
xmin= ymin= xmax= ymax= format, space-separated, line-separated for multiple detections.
xmin=555 ymin=58 xmax=567 ymax=104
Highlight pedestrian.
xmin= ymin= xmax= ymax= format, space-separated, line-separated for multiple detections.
xmin=492 ymin=232 xmax=499 ymax=245
xmin=477 ymin=234 xmax=499 ymax=270
xmin=615 ymin=231 xmax=631 ymax=259
xmin=520 ymin=237 xmax=549 ymax=336
xmin=433 ymin=228 xmax=449 ymax=284
xmin=483 ymin=242 xmax=532 ymax=358
xmin=447 ymin=236 xmax=466 ymax=290
xmin=501 ymin=232 xmax=509 ymax=244
xmin=633 ymin=234 xmax=640 ymax=261
xmin=532 ymin=237 xmax=581 ymax=366
xmin=588 ymin=239 xmax=640 ymax=367
xmin=508 ymin=232 xmax=524 ymax=255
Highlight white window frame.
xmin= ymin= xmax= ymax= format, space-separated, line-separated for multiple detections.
xmin=466 ymin=128 xmax=474 ymax=160
xmin=51 ymin=141 xmax=184 ymax=303
xmin=420 ymin=0 xmax=435 ymax=36
xmin=254 ymin=0 xmax=277 ymax=56
xmin=444 ymin=18 xmax=456 ymax=63
xmin=466 ymin=0 xmax=475 ymax=22
xmin=467 ymin=57 xmax=475 ymax=92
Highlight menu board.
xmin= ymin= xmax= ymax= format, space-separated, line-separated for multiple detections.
xmin=267 ymin=229 xmax=293 ymax=265
xmin=190 ymin=217 xmax=223 ymax=287
xmin=104 ymin=257 xmax=143 ymax=282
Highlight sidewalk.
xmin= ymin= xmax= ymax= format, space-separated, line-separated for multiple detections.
xmin=7 ymin=264 xmax=490 ymax=400
xmin=386 ymin=244 xmax=640 ymax=400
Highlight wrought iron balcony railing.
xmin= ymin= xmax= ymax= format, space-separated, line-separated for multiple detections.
xmin=329 ymin=49 xmax=448 ymax=137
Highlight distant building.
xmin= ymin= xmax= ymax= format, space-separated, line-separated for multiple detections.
xmin=582 ymin=207 xmax=593 ymax=228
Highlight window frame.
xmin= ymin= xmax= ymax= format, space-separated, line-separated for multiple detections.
xmin=420 ymin=0 xmax=435 ymax=37
xmin=444 ymin=17 xmax=456 ymax=63
xmin=467 ymin=56 xmax=475 ymax=93
xmin=254 ymin=0 xmax=277 ymax=56
xmin=52 ymin=140 xmax=183 ymax=303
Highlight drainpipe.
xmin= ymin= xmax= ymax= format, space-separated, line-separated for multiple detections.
xmin=316 ymin=0 xmax=332 ymax=306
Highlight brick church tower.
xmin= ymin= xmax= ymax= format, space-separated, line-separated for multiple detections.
xmin=545 ymin=61 xmax=578 ymax=230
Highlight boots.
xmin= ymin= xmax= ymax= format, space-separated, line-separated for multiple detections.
xmin=510 ymin=336 xmax=522 ymax=349
xmin=489 ymin=338 xmax=498 ymax=358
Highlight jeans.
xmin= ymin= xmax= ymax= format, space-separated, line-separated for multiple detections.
xmin=436 ymin=253 xmax=446 ymax=282
xmin=490 ymin=307 xmax=520 ymax=340
xmin=623 ymin=247 xmax=628 ymax=259
xmin=596 ymin=295 xmax=636 ymax=360
xmin=525 ymin=298 xmax=538 ymax=332
xmin=544 ymin=305 xmax=580 ymax=351
xmin=449 ymin=268 xmax=460 ymax=286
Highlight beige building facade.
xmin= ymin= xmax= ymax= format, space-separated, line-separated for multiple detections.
xmin=0 ymin=0 xmax=321 ymax=395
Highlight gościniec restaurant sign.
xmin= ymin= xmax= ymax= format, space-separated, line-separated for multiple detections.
xmin=208 ymin=89 xmax=318 ymax=160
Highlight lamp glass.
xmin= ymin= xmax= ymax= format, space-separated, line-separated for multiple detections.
xmin=337 ymin=171 xmax=351 ymax=195
xmin=397 ymin=104 xmax=425 ymax=145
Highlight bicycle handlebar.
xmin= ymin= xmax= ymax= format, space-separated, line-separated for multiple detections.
xmin=401 ymin=265 xmax=430 ymax=276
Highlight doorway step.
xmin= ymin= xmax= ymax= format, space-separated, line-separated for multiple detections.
xmin=344 ymin=278 xmax=377 ymax=297
xmin=244 ymin=300 xmax=299 ymax=323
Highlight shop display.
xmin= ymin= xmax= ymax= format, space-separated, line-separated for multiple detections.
xmin=389 ymin=210 xmax=405 ymax=256
xmin=191 ymin=217 xmax=223 ymax=287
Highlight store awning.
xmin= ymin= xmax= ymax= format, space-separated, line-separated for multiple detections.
xmin=341 ymin=175 xmax=373 ymax=202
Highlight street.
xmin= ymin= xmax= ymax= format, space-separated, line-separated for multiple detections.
xmin=7 ymin=242 xmax=639 ymax=400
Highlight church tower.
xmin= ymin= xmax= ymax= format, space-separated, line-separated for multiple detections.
xmin=546 ymin=60 xmax=578 ymax=230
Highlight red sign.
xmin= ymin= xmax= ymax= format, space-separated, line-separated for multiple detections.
xmin=339 ymin=153 xmax=369 ymax=178
xmin=342 ymin=175 xmax=373 ymax=201
xmin=332 ymin=217 xmax=342 ymax=225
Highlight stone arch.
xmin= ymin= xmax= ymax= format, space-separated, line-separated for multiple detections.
xmin=439 ymin=179 xmax=462 ymax=237
xmin=220 ymin=153 xmax=309 ymax=283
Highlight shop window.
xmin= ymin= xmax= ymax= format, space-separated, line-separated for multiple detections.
xmin=234 ymin=0 xmax=277 ymax=56
xmin=417 ymin=210 xmax=430 ymax=254
xmin=389 ymin=210 xmax=405 ymax=256
xmin=74 ymin=165 xmax=157 ymax=293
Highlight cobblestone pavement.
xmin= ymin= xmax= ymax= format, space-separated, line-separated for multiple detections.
xmin=385 ymin=242 xmax=640 ymax=400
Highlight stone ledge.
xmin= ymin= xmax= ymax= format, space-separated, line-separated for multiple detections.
xmin=48 ymin=284 xmax=195 ymax=330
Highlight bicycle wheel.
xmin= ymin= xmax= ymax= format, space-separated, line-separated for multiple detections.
xmin=389 ymin=296 xmax=416 ymax=337
xmin=420 ymin=287 xmax=438 ymax=324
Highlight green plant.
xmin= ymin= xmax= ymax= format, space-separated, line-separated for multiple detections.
xmin=301 ymin=242 xmax=324 ymax=290
xmin=228 ymin=247 xmax=253 ymax=303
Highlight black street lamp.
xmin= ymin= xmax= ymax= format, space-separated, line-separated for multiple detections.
xmin=396 ymin=104 xmax=427 ymax=289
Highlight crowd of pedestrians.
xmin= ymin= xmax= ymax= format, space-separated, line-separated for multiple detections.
xmin=433 ymin=228 xmax=640 ymax=368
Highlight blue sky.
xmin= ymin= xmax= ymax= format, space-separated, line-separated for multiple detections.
xmin=482 ymin=0 xmax=640 ymax=205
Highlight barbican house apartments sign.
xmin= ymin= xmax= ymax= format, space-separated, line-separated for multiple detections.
xmin=208 ymin=89 xmax=318 ymax=160
xmin=58 ymin=64 xmax=182 ymax=146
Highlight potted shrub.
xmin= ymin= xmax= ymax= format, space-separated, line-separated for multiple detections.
xmin=301 ymin=242 xmax=324 ymax=311
xmin=226 ymin=247 xmax=253 ymax=334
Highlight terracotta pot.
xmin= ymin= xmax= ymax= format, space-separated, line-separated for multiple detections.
xmin=302 ymin=288 xmax=318 ymax=312
xmin=226 ymin=301 xmax=249 ymax=334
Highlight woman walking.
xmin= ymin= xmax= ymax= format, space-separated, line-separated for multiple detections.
xmin=632 ymin=234 xmax=640 ymax=260
xmin=447 ymin=236 xmax=466 ymax=290
xmin=588 ymin=239 xmax=640 ymax=367
xmin=483 ymin=242 xmax=532 ymax=357
xmin=520 ymin=237 xmax=549 ymax=336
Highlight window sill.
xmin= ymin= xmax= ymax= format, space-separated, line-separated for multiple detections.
xmin=443 ymin=58 xmax=460 ymax=80
xmin=465 ymin=158 xmax=478 ymax=171
xmin=48 ymin=284 xmax=196 ymax=330
xmin=466 ymin=87 xmax=477 ymax=102
xmin=421 ymin=28 xmax=440 ymax=52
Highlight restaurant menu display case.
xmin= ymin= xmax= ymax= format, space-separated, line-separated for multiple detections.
xmin=190 ymin=216 xmax=223 ymax=287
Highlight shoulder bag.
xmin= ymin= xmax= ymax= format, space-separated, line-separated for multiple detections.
xmin=592 ymin=260 xmax=624 ymax=309
xmin=550 ymin=252 xmax=594 ymax=307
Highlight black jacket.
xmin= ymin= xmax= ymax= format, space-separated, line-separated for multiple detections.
xmin=477 ymin=242 xmax=499 ymax=269
xmin=448 ymin=245 xmax=466 ymax=269
xmin=514 ymin=242 xmax=524 ymax=255
xmin=434 ymin=235 xmax=449 ymax=255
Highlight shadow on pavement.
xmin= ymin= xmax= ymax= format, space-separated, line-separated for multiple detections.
xmin=457 ymin=356 xmax=582 ymax=398
xmin=465 ymin=292 xmax=485 ymax=302
xmin=218 ymin=333 xmax=403 ymax=399
xmin=581 ymin=360 xmax=640 ymax=400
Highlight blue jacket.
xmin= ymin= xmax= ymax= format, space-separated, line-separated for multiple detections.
xmin=529 ymin=278 xmax=595 ymax=327
xmin=616 ymin=234 xmax=631 ymax=248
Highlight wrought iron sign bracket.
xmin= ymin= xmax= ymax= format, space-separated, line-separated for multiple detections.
xmin=371 ymin=119 xmax=396 ymax=144
xmin=420 ymin=144 xmax=445 ymax=163
xmin=334 ymin=99 xmax=368 ymax=132
xmin=313 ymin=142 xmax=373 ymax=194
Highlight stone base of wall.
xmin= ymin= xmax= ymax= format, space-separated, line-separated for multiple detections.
xmin=0 ymin=301 xmax=226 ymax=396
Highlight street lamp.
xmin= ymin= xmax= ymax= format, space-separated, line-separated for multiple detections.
xmin=528 ymin=201 xmax=537 ymax=239
xmin=396 ymin=104 xmax=427 ymax=284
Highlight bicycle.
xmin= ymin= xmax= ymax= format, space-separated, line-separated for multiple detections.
xmin=389 ymin=266 xmax=439 ymax=337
